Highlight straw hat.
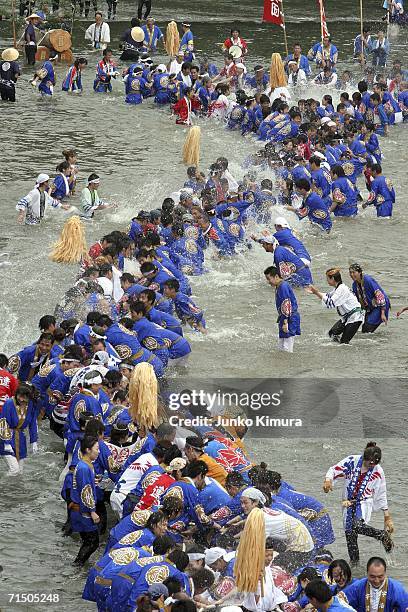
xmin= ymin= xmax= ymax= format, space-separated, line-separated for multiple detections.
xmin=1 ymin=48 xmax=19 ymax=61
xmin=131 ymin=26 xmax=145 ymax=42
xmin=27 ymin=13 xmax=44 ymax=20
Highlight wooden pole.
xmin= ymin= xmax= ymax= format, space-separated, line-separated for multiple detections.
xmin=360 ymin=0 xmax=364 ymax=67
xmin=280 ymin=0 xmax=289 ymax=57
xmin=11 ymin=0 xmax=17 ymax=48
xmin=319 ymin=0 xmax=324 ymax=43
xmin=70 ymin=3 xmax=76 ymax=49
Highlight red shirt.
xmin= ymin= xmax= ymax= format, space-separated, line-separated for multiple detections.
xmin=0 ymin=368 xmax=18 ymax=411
xmin=89 ymin=241 xmax=103 ymax=260
xmin=224 ymin=37 xmax=248 ymax=53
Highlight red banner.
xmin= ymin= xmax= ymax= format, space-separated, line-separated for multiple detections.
xmin=263 ymin=0 xmax=285 ymax=28
xmin=317 ymin=0 xmax=330 ymax=39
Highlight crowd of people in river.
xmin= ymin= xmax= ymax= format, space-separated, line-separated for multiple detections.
xmin=1 ymin=6 xmax=408 ymax=612
xmin=1 ymin=344 xmax=408 ymax=611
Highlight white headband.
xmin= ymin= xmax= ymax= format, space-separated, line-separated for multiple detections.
xmin=242 ymin=487 xmax=266 ymax=505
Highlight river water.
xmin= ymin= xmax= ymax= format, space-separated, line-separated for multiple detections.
xmin=0 ymin=0 xmax=407 ymax=609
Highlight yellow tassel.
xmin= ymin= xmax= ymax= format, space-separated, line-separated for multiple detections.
xmin=165 ymin=21 xmax=180 ymax=57
xmin=49 ymin=215 xmax=88 ymax=264
xmin=182 ymin=126 xmax=201 ymax=167
xmin=234 ymin=507 xmax=266 ymax=593
xmin=129 ymin=363 xmax=158 ymax=428
xmin=269 ymin=52 xmax=287 ymax=89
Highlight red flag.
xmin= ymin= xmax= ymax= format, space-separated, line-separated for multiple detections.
xmin=263 ymin=0 xmax=285 ymax=28
xmin=317 ymin=0 xmax=329 ymax=39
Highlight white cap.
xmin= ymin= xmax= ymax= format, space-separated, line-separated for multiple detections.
xmin=327 ymin=120 xmax=336 ymax=127
xmin=157 ymin=64 xmax=167 ymax=72
xmin=274 ymin=216 xmax=290 ymax=228
xmin=321 ymin=117 xmax=331 ymax=124
xmin=36 ymin=173 xmax=49 ymax=186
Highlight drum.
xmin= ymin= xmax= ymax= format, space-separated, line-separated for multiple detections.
xmin=35 ymin=46 xmax=50 ymax=61
xmin=58 ymin=49 xmax=74 ymax=63
xmin=229 ymin=44 xmax=243 ymax=59
xmin=42 ymin=29 xmax=71 ymax=52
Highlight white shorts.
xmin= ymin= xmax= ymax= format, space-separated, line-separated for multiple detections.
xmin=394 ymin=111 xmax=403 ymax=124
xmin=3 ymin=455 xmax=25 ymax=475
xmin=278 ymin=337 xmax=295 ymax=353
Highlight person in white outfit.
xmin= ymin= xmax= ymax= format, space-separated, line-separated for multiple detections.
xmin=16 ymin=173 xmax=71 ymax=225
xmin=85 ymin=12 xmax=111 ymax=50
xmin=323 ymin=441 xmax=394 ymax=564
xmin=306 ymin=268 xmax=364 ymax=344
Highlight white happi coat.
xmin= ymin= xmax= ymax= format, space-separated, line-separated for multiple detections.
xmin=326 ymin=453 xmax=388 ymax=526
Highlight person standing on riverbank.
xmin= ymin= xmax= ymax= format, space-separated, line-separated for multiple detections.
xmin=85 ymin=12 xmax=110 ymax=50
xmin=137 ymin=0 xmax=152 ymax=20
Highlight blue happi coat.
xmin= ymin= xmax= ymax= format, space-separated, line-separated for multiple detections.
xmin=105 ymin=323 xmax=164 ymax=378
xmin=352 ymin=274 xmax=390 ymax=326
xmin=169 ymin=237 xmax=205 ymax=276
xmin=125 ymin=68 xmax=146 ymax=104
xmin=273 ymin=228 xmax=311 ymax=263
xmin=273 ymin=246 xmax=313 ymax=287
xmin=146 ymin=306 xmax=183 ymax=336
xmin=311 ymin=167 xmax=332 ymax=207
xmin=82 ymin=546 xmax=153 ymax=603
xmin=70 ymin=458 xmax=98 ymax=532
xmin=275 ymin=281 xmax=301 ymax=338
xmin=38 ymin=60 xmax=55 ymax=95
xmin=279 ymin=480 xmax=335 ymax=548
xmin=298 ymin=192 xmax=332 ymax=232
xmin=367 ymin=175 xmax=395 ymax=217
xmin=331 ymin=176 xmax=358 ymax=217
xmin=110 ymin=558 xmax=189 ymax=612
xmin=344 ymin=578 xmax=408 ymax=612
xmin=8 ymin=344 xmax=52 ymax=383
xmin=67 ymin=389 xmax=104 ymax=435
xmin=0 ymin=397 xmax=39 ymax=460
xmin=199 ymin=477 xmax=231 ymax=513
xmin=153 ymin=72 xmax=171 ymax=104
xmin=173 ymin=291 xmax=206 ymax=329
xmin=132 ymin=317 xmax=169 ymax=368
